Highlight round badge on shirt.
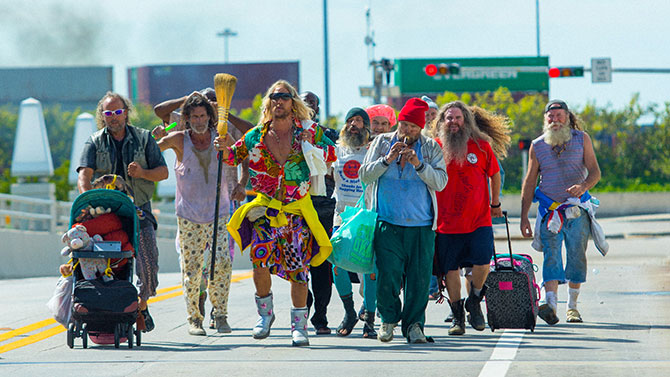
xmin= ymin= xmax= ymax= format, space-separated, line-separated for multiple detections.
xmin=467 ymin=153 xmax=478 ymax=164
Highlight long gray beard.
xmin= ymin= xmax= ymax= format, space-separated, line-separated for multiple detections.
xmin=439 ymin=125 xmax=469 ymax=165
xmin=341 ymin=130 xmax=366 ymax=148
xmin=543 ymin=121 xmax=572 ymax=146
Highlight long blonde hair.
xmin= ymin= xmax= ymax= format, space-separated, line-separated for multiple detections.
xmin=259 ymin=80 xmax=313 ymax=125
xmin=470 ymin=106 xmax=512 ymax=159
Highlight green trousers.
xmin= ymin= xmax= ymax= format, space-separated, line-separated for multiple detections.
xmin=374 ymin=220 xmax=434 ymax=338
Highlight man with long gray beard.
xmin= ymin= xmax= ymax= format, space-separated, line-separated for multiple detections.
xmin=520 ymin=100 xmax=601 ymax=325
xmin=433 ymin=101 xmax=502 ymax=336
xmin=330 ymin=108 xmax=378 ymax=338
xmin=153 ymin=92 xmax=234 ymax=336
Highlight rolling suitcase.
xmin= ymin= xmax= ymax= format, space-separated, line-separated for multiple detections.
xmin=485 ymin=211 xmax=541 ymax=332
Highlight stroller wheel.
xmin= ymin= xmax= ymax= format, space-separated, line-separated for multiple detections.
xmin=81 ymin=323 xmax=88 ymax=349
xmin=114 ymin=324 xmax=120 ymax=349
xmin=127 ymin=324 xmax=134 ymax=349
xmin=67 ymin=323 xmax=75 ymax=349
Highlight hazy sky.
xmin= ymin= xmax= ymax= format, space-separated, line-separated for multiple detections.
xmin=1 ymin=0 xmax=668 ymax=120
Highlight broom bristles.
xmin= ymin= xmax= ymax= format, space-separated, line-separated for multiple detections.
xmin=214 ymin=73 xmax=237 ymax=136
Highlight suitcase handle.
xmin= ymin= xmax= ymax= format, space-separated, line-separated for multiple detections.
xmin=492 ymin=210 xmax=515 ymax=271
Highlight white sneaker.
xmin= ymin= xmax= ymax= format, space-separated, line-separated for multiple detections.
xmin=407 ymin=323 xmax=427 ymax=344
xmin=188 ymin=319 xmax=206 ymax=336
xmin=378 ymin=322 xmax=396 ymax=342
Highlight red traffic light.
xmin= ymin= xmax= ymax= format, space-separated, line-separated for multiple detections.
xmin=518 ymin=139 xmax=531 ymax=150
xmin=425 ymin=64 xmax=438 ymax=76
xmin=548 ymin=66 xmax=585 ymax=78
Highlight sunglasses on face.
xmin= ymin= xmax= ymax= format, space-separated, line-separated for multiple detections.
xmin=102 ymin=109 xmax=126 ymax=117
xmin=269 ymin=92 xmax=293 ymax=101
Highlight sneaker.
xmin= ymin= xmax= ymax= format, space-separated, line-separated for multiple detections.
xmin=407 ymin=323 xmax=427 ymax=344
xmin=444 ymin=311 xmax=454 ymax=323
xmin=188 ymin=319 xmax=207 ymax=336
xmin=538 ymin=304 xmax=559 ymax=325
xmin=214 ymin=316 xmax=232 ymax=333
xmin=566 ymin=309 xmax=583 ymax=323
xmin=378 ymin=322 xmax=396 ymax=342
xmin=141 ymin=309 xmax=155 ymax=333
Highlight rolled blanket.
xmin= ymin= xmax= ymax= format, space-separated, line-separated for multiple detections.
xmin=79 ymin=213 xmax=123 ymax=236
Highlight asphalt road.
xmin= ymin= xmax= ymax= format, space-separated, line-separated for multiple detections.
xmin=1 ymin=216 xmax=669 ymax=377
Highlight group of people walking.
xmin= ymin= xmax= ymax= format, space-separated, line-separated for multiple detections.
xmin=75 ymin=79 xmax=601 ymax=346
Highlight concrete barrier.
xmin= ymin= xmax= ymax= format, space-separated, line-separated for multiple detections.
xmin=499 ymin=192 xmax=670 ymax=217
xmin=0 ymin=228 xmax=251 ymax=279
xmin=1 ymin=191 xmax=668 ymax=279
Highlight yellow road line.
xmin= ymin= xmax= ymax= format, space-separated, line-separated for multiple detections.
xmin=0 ymin=270 xmax=252 ymax=354
xmin=0 ymin=324 xmax=64 ymax=354
xmin=0 ymin=319 xmax=57 ymax=343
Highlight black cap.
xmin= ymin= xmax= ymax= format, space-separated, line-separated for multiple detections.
xmin=545 ymin=99 xmax=569 ymax=113
xmin=345 ymin=107 xmax=370 ymax=128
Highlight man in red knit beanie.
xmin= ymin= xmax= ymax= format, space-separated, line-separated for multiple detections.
xmin=359 ymin=97 xmax=447 ymax=344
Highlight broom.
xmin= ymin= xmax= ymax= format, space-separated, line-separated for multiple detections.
xmin=210 ymin=73 xmax=237 ymax=281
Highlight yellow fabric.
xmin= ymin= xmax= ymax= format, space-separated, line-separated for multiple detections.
xmin=547 ymin=201 xmax=561 ymax=211
xmin=227 ymin=193 xmax=332 ymax=267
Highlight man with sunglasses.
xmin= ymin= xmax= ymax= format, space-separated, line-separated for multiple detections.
xmin=215 ymin=80 xmax=336 ymax=346
xmin=77 ymin=92 xmax=168 ymax=333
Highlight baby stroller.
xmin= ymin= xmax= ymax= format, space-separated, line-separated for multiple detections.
xmin=66 ymin=189 xmax=141 ymax=349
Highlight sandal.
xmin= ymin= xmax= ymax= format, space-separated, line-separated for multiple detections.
xmin=361 ymin=310 xmax=377 ymax=339
xmin=336 ymin=314 xmax=358 ymax=337
xmin=315 ymin=327 xmax=332 ymax=335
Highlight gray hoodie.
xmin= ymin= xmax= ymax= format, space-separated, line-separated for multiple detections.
xmin=359 ymin=132 xmax=447 ymax=230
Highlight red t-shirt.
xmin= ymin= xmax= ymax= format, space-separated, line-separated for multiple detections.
xmin=435 ymin=138 xmax=499 ymax=234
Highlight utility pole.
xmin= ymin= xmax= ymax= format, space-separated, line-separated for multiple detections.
xmin=535 ymin=0 xmax=540 ymax=57
xmin=364 ymin=6 xmax=382 ymax=104
xmin=323 ymin=0 xmax=330 ymax=120
xmin=216 ymin=28 xmax=238 ymax=63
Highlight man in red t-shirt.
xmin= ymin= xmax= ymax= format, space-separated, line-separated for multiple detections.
xmin=434 ymin=101 xmax=502 ymax=336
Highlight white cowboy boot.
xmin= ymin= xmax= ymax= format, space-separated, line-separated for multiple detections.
xmin=252 ymin=293 xmax=275 ymax=339
xmin=291 ymin=307 xmax=310 ymax=346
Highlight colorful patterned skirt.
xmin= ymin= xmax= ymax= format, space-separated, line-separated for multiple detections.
xmin=249 ymin=213 xmax=314 ymax=283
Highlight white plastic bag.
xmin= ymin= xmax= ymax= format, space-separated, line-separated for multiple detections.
xmin=46 ymin=275 xmax=73 ymax=328
xmin=301 ymin=140 xmax=328 ymax=196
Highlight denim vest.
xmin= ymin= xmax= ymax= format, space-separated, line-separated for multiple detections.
xmin=91 ymin=125 xmax=155 ymax=207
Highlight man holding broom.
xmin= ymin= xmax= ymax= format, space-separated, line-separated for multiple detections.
xmin=215 ymin=80 xmax=336 ymax=346
xmin=152 ymin=92 xmax=234 ymax=336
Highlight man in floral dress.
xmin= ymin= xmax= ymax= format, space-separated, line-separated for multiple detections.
xmin=215 ymin=80 xmax=336 ymax=346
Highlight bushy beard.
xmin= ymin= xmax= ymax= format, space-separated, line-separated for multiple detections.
xmin=543 ymin=120 xmax=572 ymax=146
xmin=439 ymin=125 xmax=469 ymax=165
xmin=340 ymin=128 xmax=367 ymax=148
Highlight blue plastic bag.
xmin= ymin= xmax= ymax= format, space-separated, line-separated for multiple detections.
xmin=328 ymin=194 xmax=377 ymax=274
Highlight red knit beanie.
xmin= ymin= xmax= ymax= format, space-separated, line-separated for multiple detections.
xmin=398 ymin=97 xmax=429 ymax=129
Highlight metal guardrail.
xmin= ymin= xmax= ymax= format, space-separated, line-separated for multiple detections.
xmin=0 ymin=192 xmax=178 ymax=239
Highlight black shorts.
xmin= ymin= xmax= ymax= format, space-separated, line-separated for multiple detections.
xmin=435 ymin=226 xmax=494 ymax=272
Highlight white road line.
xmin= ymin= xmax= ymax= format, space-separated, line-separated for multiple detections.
xmin=478 ymin=330 xmax=525 ymax=377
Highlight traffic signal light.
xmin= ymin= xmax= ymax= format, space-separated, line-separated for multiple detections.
xmin=518 ymin=139 xmax=532 ymax=150
xmin=548 ymin=66 xmax=584 ymax=78
xmin=425 ymin=63 xmax=460 ymax=77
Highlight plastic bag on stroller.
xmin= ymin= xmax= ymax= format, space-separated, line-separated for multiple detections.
xmin=47 ymin=275 xmax=74 ymax=327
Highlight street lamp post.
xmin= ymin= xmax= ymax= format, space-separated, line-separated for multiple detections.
xmin=216 ymin=28 xmax=238 ymax=63
xmin=535 ymin=0 xmax=540 ymax=57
